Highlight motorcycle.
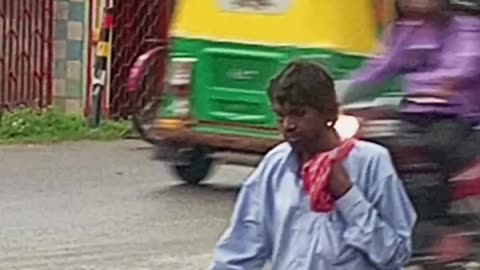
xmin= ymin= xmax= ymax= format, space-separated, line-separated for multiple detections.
xmin=336 ymin=87 xmax=480 ymax=269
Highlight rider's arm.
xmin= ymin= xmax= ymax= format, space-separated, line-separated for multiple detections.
xmin=341 ymin=24 xmax=409 ymax=104
xmin=209 ymin=167 xmax=270 ymax=270
xmin=336 ymin=147 xmax=417 ymax=269
xmin=411 ymin=17 xmax=480 ymax=83
xmin=441 ymin=16 xmax=480 ymax=81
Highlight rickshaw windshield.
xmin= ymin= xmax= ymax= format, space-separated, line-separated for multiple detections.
xmin=171 ymin=0 xmax=392 ymax=55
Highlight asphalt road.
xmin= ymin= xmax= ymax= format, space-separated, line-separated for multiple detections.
xmin=0 ymin=140 xmax=252 ymax=270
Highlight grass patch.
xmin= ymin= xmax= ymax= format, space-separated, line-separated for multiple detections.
xmin=0 ymin=108 xmax=131 ymax=144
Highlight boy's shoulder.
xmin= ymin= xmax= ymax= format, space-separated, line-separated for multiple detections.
xmin=352 ymin=140 xmax=390 ymax=157
xmin=265 ymin=140 xmax=389 ymax=156
xmin=265 ymin=142 xmax=292 ymax=158
xmin=263 ymin=140 xmax=391 ymax=163
xmin=349 ymin=140 xmax=393 ymax=167
xmin=246 ymin=140 xmax=394 ymax=188
xmin=257 ymin=142 xmax=294 ymax=169
xmin=349 ymin=140 xmax=398 ymax=183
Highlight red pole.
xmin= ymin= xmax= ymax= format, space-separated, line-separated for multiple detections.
xmin=45 ymin=0 xmax=53 ymax=105
xmin=85 ymin=0 xmax=95 ymax=117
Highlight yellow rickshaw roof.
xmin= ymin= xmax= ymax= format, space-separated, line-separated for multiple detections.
xmin=171 ymin=0 xmax=390 ymax=55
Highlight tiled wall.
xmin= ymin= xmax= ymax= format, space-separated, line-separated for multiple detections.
xmin=53 ymin=0 xmax=87 ymax=114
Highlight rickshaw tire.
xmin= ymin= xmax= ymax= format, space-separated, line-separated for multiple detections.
xmin=171 ymin=146 xmax=214 ymax=184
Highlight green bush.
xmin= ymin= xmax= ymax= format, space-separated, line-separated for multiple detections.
xmin=0 ymin=108 xmax=131 ymax=144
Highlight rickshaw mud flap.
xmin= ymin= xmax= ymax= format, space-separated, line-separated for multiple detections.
xmin=128 ymin=46 xmax=168 ymax=93
xmin=131 ymin=114 xmax=164 ymax=145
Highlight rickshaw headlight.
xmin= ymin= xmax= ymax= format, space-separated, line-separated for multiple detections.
xmin=335 ymin=114 xmax=360 ymax=140
xmin=168 ymin=58 xmax=196 ymax=118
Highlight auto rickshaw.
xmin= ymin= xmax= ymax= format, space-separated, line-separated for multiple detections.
xmin=128 ymin=1 xmax=480 ymax=267
xmin=129 ymin=0 xmax=400 ymax=184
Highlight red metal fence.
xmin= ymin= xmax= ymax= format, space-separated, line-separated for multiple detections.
xmin=0 ymin=0 xmax=53 ymax=109
xmin=108 ymin=0 xmax=172 ymax=119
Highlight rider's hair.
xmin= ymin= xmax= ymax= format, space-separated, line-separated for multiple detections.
xmin=395 ymin=0 xmax=450 ymax=20
xmin=267 ymin=59 xmax=337 ymax=113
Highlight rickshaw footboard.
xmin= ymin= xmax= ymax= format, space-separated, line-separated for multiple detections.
xmin=157 ymin=128 xmax=280 ymax=154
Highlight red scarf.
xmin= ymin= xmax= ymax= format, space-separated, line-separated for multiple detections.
xmin=301 ymin=139 xmax=356 ymax=212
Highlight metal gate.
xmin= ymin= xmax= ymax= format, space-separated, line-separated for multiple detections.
xmin=108 ymin=0 xmax=172 ymax=119
xmin=0 ymin=0 xmax=53 ymax=109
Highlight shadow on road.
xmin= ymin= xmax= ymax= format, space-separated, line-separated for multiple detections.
xmin=146 ymin=183 xmax=241 ymax=200
xmin=168 ymin=183 xmax=240 ymax=193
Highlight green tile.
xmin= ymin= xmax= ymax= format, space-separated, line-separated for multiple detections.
xmin=68 ymin=2 xmax=85 ymax=21
xmin=54 ymin=60 xmax=66 ymax=78
xmin=66 ymin=79 xmax=83 ymax=98
xmin=67 ymin=40 xmax=83 ymax=60
xmin=54 ymin=20 xmax=68 ymax=40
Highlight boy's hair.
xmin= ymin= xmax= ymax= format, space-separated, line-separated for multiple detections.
xmin=268 ymin=60 xmax=337 ymax=112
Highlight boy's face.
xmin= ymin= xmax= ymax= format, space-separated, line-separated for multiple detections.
xmin=272 ymin=102 xmax=334 ymax=151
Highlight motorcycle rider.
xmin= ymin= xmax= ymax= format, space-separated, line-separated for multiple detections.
xmin=341 ymin=0 xmax=480 ymax=263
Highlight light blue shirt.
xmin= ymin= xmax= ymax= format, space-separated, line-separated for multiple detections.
xmin=209 ymin=141 xmax=417 ymax=270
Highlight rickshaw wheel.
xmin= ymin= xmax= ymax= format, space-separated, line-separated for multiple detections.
xmin=171 ymin=146 xmax=214 ymax=184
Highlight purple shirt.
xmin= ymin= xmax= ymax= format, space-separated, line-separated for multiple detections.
xmin=349 ymin=16 xmax=480 ymax=123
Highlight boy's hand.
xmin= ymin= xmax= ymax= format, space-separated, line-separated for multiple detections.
xmin=330 ymin=162 xmax=353 ymax=199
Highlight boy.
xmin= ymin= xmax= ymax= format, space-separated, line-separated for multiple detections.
xmin=208 ymin=60 xmax=417 ymax=270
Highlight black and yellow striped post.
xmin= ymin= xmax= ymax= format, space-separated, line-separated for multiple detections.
xmin=89 ymin=7 xmax=113 ymax=128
